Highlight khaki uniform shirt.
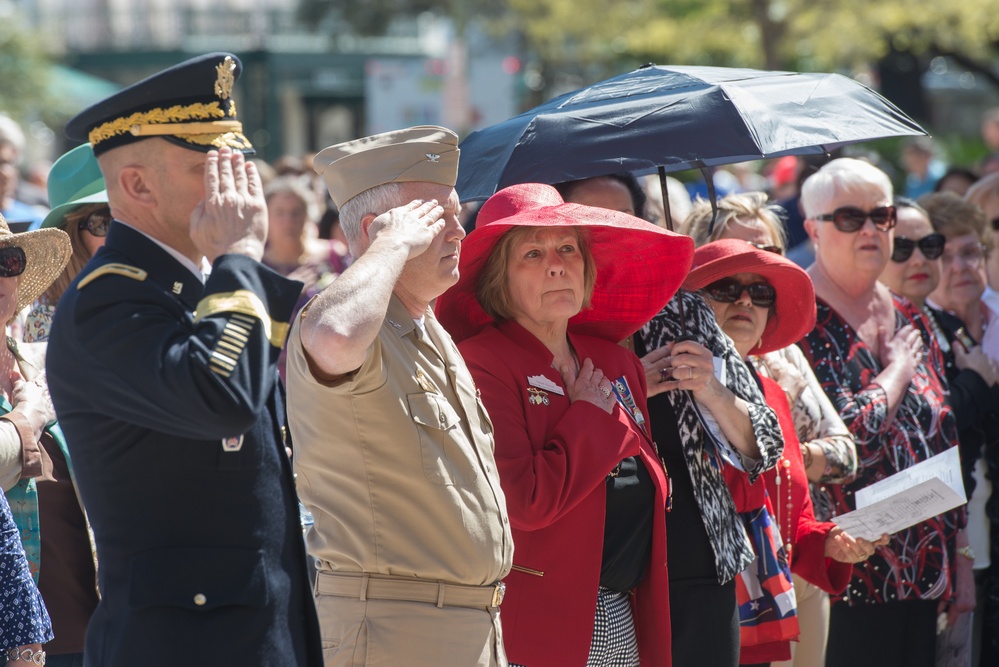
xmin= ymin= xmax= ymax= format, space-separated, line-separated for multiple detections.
xmin=287 ymin=295 xmax=512 ymax=586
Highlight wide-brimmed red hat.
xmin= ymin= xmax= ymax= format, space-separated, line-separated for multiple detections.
xmin=682 ymin=238 xmax=815 ymax=354
xmin=436 ymin=182 xmax=694 ymax=344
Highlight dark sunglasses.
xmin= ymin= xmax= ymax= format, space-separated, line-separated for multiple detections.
xmin=890 ymin=233 xmax=946 ymax=263
xmin=0 ymin=245 xmax=26 ymax=278
xmin=78 ymin=210 xmax=112 ymax=237
xmin=815 ymin=205 xmax=897 ymax=232
xmin=750 ymin=243 xmax=783 ymax=255
xmin=702 ymin=277 xmax=776 ymax=308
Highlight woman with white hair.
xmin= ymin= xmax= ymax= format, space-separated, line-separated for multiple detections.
xmin=797 ymin=158 xmax=971 ymax=666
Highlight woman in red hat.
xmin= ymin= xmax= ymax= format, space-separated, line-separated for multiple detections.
xmin=436 ymin=183 xmax=694 ymax=667
xmin=684 ymin=239 xmax=886 ymax=666
xmin=681 ymin=191 xmax=859 ymax=667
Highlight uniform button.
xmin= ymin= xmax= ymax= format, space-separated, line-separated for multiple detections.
xmin=193 ymin=593 xmax=207 ymax=606
xmin=439 ymin=413 xmax=446 ymax=424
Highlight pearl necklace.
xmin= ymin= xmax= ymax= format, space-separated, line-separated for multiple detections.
xmin=921 ymin=305 xmax=950 ymax=354
xmin=773 ymin=455 xmax=793 ymax=559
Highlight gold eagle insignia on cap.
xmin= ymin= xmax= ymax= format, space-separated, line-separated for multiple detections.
xmin=215 ymin=56 xmax=236 ymax=101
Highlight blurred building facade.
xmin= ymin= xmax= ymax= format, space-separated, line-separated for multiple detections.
xmin=23 ymin=0 xmax=520 ymax=161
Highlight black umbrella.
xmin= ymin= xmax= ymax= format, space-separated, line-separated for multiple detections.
xmin=457 ymin=63 xmax=925 ymax=341
xmin=457 ymin=63 xmax=926 ymax=219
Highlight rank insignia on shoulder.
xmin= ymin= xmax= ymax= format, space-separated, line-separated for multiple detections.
xmin=77 ymin=263 xmax=148 ymax=289
xmin=527 ymin=387 xmax=550 ymax=406
xmin=222 ymin=435 xmax=243 ymax=452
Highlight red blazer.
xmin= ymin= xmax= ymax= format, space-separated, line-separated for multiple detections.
xmin=726 ymin=374 xmax=852 ymax=664
xmin=460 ymin=320 xmax=671 ymax=667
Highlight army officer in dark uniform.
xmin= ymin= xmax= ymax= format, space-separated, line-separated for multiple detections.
xmin=46 ymin=53 xmax=322 ymax=667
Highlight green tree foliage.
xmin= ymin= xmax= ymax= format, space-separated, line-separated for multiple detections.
xmin=499 ymin=0 xmax=999 ymax=77
xmin=0 ymin=10 xmax=53 ymax=122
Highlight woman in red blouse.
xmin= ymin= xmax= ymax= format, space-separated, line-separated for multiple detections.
xmin=797 ymin=158 xmax=971 ymax=667
xmin=436 ymin=183 xmax=694 ymax=667
xmin=685 ymin=239 xmax=884 ymax=665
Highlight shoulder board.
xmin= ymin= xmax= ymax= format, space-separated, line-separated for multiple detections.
xmin=77 ymin=263 xmax=148 ymax=290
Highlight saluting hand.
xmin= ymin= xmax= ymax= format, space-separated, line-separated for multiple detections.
xmin=190 ymin=146 xmax=268 ymax=263
xmin=367 ymin=199 xmax=446 ymax=260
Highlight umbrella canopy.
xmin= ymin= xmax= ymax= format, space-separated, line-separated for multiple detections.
xmin=456 ymin=64 xmax=926 ymax=202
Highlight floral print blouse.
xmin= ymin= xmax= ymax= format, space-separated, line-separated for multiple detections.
xmin=0 ymin=489 xmax=52 ymax=650
xmin=799 ymin=294 xmax=964 ymax=606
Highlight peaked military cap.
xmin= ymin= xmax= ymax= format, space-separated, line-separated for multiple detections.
xmin=314 ymin=125 xmax=459 ymax=207
xmin=65 ymin=52 xmax=253 ymax=157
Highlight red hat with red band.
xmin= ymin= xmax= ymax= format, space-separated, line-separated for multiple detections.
xmin=683 ymin=238 xmax=816 ymax=354
xmin=436 ymin=182 xmax=694 ymax=344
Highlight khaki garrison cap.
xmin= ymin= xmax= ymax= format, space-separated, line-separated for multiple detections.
xmin=313 ymin=125 xmax=460 ymax=207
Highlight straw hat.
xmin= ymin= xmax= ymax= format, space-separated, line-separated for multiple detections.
xmin=0 ymin=214 xmax=72 ymax=311
xmin=39 ymin=143 xmax=107 ymax=231
xmin=682 ymin=238 xmax=815 ymax=354
xmin=435 ymin=182 xmax=694 ymax=344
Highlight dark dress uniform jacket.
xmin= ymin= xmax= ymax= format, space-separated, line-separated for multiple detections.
xmin=46 ymin=222 xmax=322 ymax=667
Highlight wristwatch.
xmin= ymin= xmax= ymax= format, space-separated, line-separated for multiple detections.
xmin=957 ymin=545 xmax=975 ymax=562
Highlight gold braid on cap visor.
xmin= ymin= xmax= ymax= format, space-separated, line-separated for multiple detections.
xmin=87 ymin=101 xmax=250 ymax=150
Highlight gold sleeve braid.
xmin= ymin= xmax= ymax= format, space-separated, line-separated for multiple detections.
xmin=194 ymin=290 xmax=291 ymax=348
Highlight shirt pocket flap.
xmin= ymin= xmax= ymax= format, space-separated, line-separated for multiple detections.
xmin=128 ymin=546 xmax=269 ymax=611
xmin=407 ymin=391 xmax=462 ymax=431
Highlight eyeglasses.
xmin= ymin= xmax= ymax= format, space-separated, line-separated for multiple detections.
xmin=0 ymin=246 xmax=26 ymax=278
xmin=940 ymin=243 xmax=987 ymax=268
xmin=890 ymin=233 xmax=946 ymax=263
xmin=750 ymin=243 xmax=783 ymax=255
xmin=78 ymin=210 xmax=112 ymax=237
xmin=815 ymin=205 xmax=897 ymax=232
xmin=702 ymin=277 xmax=776 ymax=308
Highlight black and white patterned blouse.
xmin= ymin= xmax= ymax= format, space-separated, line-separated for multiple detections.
xmin=0 ymin=489 xmax=52 ymax=651
xmin=638 ymin=291 xmax=783 ymax=584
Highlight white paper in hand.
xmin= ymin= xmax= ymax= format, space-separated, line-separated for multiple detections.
xmin=832 ymin=447 xmax=967 ymax=541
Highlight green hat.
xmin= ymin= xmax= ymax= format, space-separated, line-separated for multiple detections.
xmin=39 ymin=143 xmax=108 ymax=231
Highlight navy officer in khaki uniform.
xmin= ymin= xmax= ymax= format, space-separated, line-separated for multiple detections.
xmin=286 ymin=126 xmax=513 ymax=666
xmin=46 ymin=53 xmax=322 ymax=667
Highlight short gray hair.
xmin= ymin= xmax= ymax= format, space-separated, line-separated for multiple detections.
xmin=800 ymin=157 xmax=893 ymax=219
xmin=338 ymin=182 xmax=403 ymax=250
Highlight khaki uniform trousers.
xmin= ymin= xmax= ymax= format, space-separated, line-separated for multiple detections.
xmin=315 ymin=573 xmax=507 ymax=667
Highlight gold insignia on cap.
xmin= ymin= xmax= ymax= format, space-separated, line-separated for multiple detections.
xmin=215 ymin=56 xmax=236 ymax=101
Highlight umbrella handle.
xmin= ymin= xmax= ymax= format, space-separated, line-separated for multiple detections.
xmin=701 ymin=166 xmax=720 ymax=236
xmin=657 ymin=166 xmax=674 ymax=232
